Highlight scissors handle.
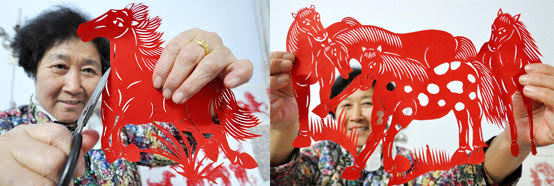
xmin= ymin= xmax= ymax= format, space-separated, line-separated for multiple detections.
xmin=57 ymin=133 xmax=82 ymax=186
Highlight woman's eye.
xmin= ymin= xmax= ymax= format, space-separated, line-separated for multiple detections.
xmin=363 ymin=102 xmax=373 ymax=106
xmin=51 ymin=64 xmax=68 ymax=71
xmin=82 ymin=68 xmax=97 ymax=75
xmin=341 ymin=104 xmax=352 ymax=108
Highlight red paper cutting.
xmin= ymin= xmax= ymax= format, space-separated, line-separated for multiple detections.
xmin=286 ymin=5 xmax=541 ymax=184
xmin=77 ymin=3 xmax=261 ymax=184
xmin=531 ymin=162 xmax=554 ymax=186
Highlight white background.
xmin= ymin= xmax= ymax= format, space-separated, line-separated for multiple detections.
xmin=0 ymin=0 xmax=269 ymax=185
xmin=271 ymin=0 xmax=554 ymax=185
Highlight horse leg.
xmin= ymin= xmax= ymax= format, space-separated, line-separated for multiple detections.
xmin=506 ymin=100 xmax=520 ymax=156
xmin=382 ymin=102 xmax=415 ymax=173
xmin=468 ymin=106 xmax=487 ymax=164
xmin=522 ymin=94 xmax=537 ymax=155
xmin=312 ymin=70 xmax=335 ymax=118
xmin=452 ymin=110 xmax=471 ymax=165
xmin=292 ymin=82 xmax=313 ymax=148
xmin=342 ymin=111 xmax=389 ymax=180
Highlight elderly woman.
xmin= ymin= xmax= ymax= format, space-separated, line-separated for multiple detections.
xmin=0 ymin=7 xmax=253 ymax=185
xmin=270 ymin=51 xmax=554 ymax=185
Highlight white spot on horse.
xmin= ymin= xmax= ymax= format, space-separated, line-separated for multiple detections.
xmin=402 ymin=107 xmax=413 ymax=116
xmin=455 ymin=102 xmax=465 ymax=111
xmin=450 ymin=61 xmax=461 ymax=70
xmin=468 ymin=74 xmax=476 ymax=83
xmin=418 ymin=93 xmax=429 ymax=106
xmin=469 ymin=92 xmax=476 ymax=100
xmin=427 ymin=84 xmax=440 ymax=94
xmin=404 ymin=86 xmax=412 ymax=93
xmin=447 ymin=81 xmax=464 ymax=94
xmin=438 ymin=100 xmax=446 ymax=107
xmin=434 ymin=63 xmax=450 ymax=75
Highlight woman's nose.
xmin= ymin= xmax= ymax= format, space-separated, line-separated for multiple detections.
xmin=349 ymin=105 xmax=364 ymax=122
xmin=62 ymin=70 xmax=83 ymax=95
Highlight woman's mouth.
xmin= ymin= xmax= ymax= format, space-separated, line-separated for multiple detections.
xmin=59 ymin=100 xmax=83 ymax=107
xmin=349 ymin=126 xmax=369 ymax=133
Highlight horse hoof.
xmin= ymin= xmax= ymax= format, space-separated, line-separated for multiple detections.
xmin=292 ymin=135 xmax=311 ymax=148
xmin=511 ymin=144 xmax=519 ymax=157
xmin=394 ymin=155 xmax=411 ymax=172
xmin=450 ymin=149 xmax=468 ymax=165
xmin=531 ymin=141 xmax=537 ymax=155
xmin=312 ymin=104 xmax=329 ymax=118
xmin=468 ymin=148 xmax=485 ymax=164
xmin=341 ymin=166 xmax=361 ymax=180
xmin=124 ymin=144 xmax=141 ymax=162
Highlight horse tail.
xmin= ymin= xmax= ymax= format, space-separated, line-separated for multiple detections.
xmin=454 ymin=37 xmax=477 ymax=62
xmin=215 ymin=83 xmax=261 ymax=141
xmin=471 ymin=60 xmax=507 ymax=127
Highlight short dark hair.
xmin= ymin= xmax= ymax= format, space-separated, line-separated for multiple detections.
xmin=11 ymin=6 xmax=110 ymax=78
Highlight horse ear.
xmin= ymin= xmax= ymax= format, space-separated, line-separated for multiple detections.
xmin=310 ymin=5 xmax=315 ymax=10
xmin=498 ymin=8 xmax=503 ymax=16
xmin=377 ymin=45 xmax=382 ymax=53
xmin=292 ymin=12 xmax=297 ymax=19
xmin=513 ymin=14 xmax=520 ymax=22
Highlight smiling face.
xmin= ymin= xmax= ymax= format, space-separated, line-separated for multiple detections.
xmin=336 ymin=88 xmax=374 ymax=147
xmin=35 ymin=37 xmax=102 ymax=123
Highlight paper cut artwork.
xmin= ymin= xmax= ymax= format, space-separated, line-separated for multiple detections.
xmin=530 ymin=162 xmax=554 ymax=186
xmin=77 ymin=3 xmax=260 ymax=184
xmin=286 ymin=5 xmax=541 ymax=184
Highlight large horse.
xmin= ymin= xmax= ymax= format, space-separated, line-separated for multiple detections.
xmin=286 ymin=5 xmax=357 ymax=147
xmin=329 ymin=43 xmax=503 ymax=180
xmin=77 ymin=3 xmax=260 ymax=170
xmin=477 ymin=9 xmax=542 ymax=156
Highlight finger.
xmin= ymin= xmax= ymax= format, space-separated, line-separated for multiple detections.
xmin=270 ymin=98 xmax=285 ymax=121
xmin=173 ymin=47 xmax=235 ymax=104
xmin=519 ymin=73 xmax=554 ymax=90
xmin=270 ymin=51 xmax=295 ymax=61
xmin=270 ymin=58 xmax=293 ymax=75
xmin=523 ymin=85 xmax=554 ymax=109
xmin=153 ymin=29 xmax=202 ymax=89
xmin=161 ymin=42 xmax=205 ymax=99
xmin=9 ymin=128 xmax=68 ymax=182
xmin=24 ymin=123 xmax=73 ymax=155
xmin=270 ymin=73 xmax=290 ymax=91
xmin=73 ymin=130 xmax=100 ymax=177
xmin=221 ymin=59 xmax=253 ymax=88
xmin=525 ymin=63 xmax=554 ymax=76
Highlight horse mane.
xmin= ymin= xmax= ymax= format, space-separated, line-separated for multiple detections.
xmin=371 ymin=51 xmax=428 ymax=82
xmin=286 ymin=7 xmax=314 ymax=54
xmin=498 ymin=14 xmax=542 ymax=62
xmin=336 ymin=26 xmax=402 ymax=48
xmin=125 ymin=3 xmax=165 ymax=71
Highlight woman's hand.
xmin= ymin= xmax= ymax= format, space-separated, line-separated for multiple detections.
xmin=510 ymin=63 xmax=554 ymax=152
xmin=0 ymin=123 xmax=99 ymax=185
xmin=270 ymin=51 xmax=298 ymax=127
xmin=152 ymin=28 xmax=253 ymax=104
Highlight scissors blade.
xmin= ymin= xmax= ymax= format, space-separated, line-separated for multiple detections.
xmin=74 ymin=67 xmax=110 ymax=134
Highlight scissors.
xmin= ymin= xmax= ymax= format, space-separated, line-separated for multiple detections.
xmin=57 ymin=68 xmax=110 ymax=186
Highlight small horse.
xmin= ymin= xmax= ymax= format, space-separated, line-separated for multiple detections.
xmin=286 ymin=5 xmax=356 ymax=147
xmin=329 ymin=44 xmax=503 ymax=180
xmin=477 ymin=9 xmax=542 ymax=156
xmin=77 ymin=3 xmax=260 ymax=170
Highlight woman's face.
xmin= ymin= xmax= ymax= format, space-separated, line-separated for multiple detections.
xmin=336 ymin=88 xmax=373 ymax=147
xmin=35 ymin=37 xmax=102 ymax=123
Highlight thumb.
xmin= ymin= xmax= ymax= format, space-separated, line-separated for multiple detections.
xmin=72 ymin=130 xmax=99 ymax=177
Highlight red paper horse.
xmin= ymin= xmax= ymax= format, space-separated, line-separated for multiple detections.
xmin=77 ymin=3 xmax=260 ymax=180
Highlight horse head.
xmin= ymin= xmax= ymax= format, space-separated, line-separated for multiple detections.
xmin=488 ymin=9 xmax=520 ymax=52
xmin=77 ymin=3 xmax=147 ymax=42
xmin=292 ymin=5 xmax=327 ymax=42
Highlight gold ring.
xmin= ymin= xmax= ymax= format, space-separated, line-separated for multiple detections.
xmin=193 ymin=39 xmax=211 ymax=55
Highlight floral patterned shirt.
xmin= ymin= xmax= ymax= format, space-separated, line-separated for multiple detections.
xmin=270 ymin=140 xmax=522 ymax=185
xmin=0 ymin=101 xmax=182 ymax=185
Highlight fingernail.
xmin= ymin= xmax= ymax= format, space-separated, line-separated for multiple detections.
xmin=525 ymin=64 xmax=535 ymax=72
xmin=519 ymin=75 xmax=530 ymax=84
xmin=227 ymin=77 xmax=240 ymax=88
xmin=173 ymin=92 xmax=185 ymax=104
xmin=163 ymin=88 xmax=172 ymax=99
xmin=283 ymin=53 xmax=295 ymax=60
xmin=524 ymin=85 xmax=536 ymax=92
xmin=281 ymin=60 xmax=293 ymax=70
xmin=272 ymin=100 xmax=282 ymax=109
xmin=153 ymin=76 xmax=162 ymax=88
xmin=278 ymin=74 xmax=289 ymax=83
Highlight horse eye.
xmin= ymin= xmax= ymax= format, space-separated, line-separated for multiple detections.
xmin=386 ymin=81 xmax=396 ymax=91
